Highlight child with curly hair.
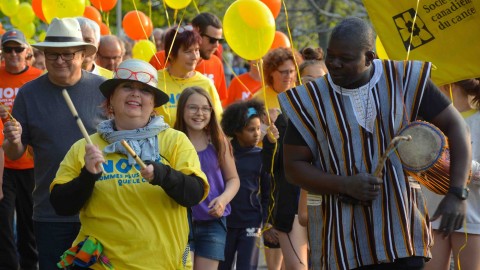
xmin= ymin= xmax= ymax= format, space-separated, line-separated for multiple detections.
xmin=219 ymin=99 xmax=274 ymax=270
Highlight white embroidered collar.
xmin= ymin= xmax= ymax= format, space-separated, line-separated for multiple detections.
xmin=327 ymin=59 xmax=383 ymax=133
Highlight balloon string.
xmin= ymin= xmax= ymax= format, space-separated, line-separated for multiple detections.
xmin=131 ymin=0 xmax=151 ymax=41
xmin=192 ymin=0 xmax=200 ymax=14
xmin=456 ymin=219 xmax=468 ymax=270
xmin=160 ymin=10 xmax=187 ymax=123
xmin=163 ymin=0 xmax=171 ymax=27
xmin=282 ymin=0 xmax=302 ymax=85
xmin=148 ymin=0 xmax=154 ymax=44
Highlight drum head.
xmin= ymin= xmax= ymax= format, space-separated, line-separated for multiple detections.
xmin=396 ymin=122 xmax=446 ymax=172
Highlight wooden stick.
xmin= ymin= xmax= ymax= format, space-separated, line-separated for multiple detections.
xmin=62 ymin=89 xmax=104 ymax=173
xmin=62 ymin=89 xmax=93 ymax=145
xmin=120 ymin=140 xmax=147 ymax=169
xmin=373 ymin=135 xmax=412 ymax=177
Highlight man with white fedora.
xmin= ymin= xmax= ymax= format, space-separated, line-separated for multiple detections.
xmin=0 ymin=17 xmax=107 ymax=270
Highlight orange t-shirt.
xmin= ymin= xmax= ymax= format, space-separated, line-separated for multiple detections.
xmin=149 ymin=51 xmax=227 ymax=102
xmin=224 ymin=72 xmax=262 ymax=107
xmin=0 ymin=66 xmax=43 ymax=169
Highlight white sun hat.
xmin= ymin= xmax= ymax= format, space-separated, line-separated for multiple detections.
xmin=32 ymin=17 xmax=97 ymax=57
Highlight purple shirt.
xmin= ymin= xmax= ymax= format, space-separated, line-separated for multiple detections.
xmin=191 ymin=144 xmax=231 ymax=220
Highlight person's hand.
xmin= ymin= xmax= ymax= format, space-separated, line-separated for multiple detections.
xmin=343 ymin=173 xmax=382 ymax=202
xmin=208 ymin=196 xmax=227 ymax=218
xmin=431 ymin=194 xmax=466 ymax=237
xmin=266 ymin=124 xmax=279 ymax=143
xmin=84 ymin=144 xmax=105 ymax=174
xmin=140 ymin=164 xmax=155 ymax=182
xmin=0 ymin=105 xmax=10 ymax=120
xmin=0 ymin=186 xmax=3 ymax=201
xmin=262 ymin=223 xmax=279 ymax=245
xmin=3 ymin=120 xmax=22 ymax=145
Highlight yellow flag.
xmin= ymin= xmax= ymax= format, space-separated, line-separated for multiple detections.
xmin=363 ymin=0 xmax=480 ymax=85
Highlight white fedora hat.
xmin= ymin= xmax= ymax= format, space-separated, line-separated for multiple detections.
xmin=32 ymin=17 xmax=97 ymax=57
xmin=99 ymin=59 xmax=169 ymax=107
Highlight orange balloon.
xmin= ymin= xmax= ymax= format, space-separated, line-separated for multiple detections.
xmin=271 ymin=31 xmax=290 ymax=49
xmin=32 ymin=0 xmax=46 ymax=22
xmin=261 ymin=0 xmax=281 ymax=19
xmin=83 ymin=6 xmax=102 ymax=26
xmin=122 ymin=10 xmax=153 ymax=40
xmin=90 ymin=0 xmax=117 ymax=12
xmin=100 ymin=22 xmax=110 ymax=35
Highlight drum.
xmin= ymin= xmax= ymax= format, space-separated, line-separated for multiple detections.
xmin=396 ymin=121 xmax=450 ymax=194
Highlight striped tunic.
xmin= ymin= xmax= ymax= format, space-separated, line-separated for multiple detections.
xmin=278 ymin=59 xmax=433 ymax=270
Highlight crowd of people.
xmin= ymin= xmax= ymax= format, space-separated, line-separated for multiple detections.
xmin=0 ymin=12 xmax=477 ymax=270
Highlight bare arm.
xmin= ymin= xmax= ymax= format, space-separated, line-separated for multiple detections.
xmin=208 ymin=138 xmax=240 ymax=218
xmin=429 ymin=104 xmax=470 ymax=235
xmin=431 ymin=104 xmax=471 ymax=189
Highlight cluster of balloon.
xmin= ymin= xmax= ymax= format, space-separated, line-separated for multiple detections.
xmin=1 ymin=0 xmax=36 ymax=38
xmin=123 ymin=10 xmax=153 ymax=40
xmin=223 ymin=0 xmax=276 ymax=61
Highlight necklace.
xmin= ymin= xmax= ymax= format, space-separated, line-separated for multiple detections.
xmin=166 ymin=68 xmax=194 ymax=89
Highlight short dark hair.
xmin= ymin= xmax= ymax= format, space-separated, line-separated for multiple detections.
xmin=330 ymin=17 xmax=375 ymax=51
xmin=191 ymin=13 xmax=222 ymax=34
xmin=164 ymin=25 xmax=202 ymax=59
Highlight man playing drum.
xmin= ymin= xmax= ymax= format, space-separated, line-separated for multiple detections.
xmin=279 ymin=17 xmax=471 ymax=270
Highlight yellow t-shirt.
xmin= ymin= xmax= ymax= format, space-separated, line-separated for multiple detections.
xmin=155 ymin=70 xmax=223 ymax=126
xmin=253 ymin=85 xmax=281 ymax=110
xmin=51 ymin=129 xmax=208 ymax=270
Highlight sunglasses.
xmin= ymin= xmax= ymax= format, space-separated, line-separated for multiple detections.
xmin=201 ymin=33 xmax=224 ymax=44
xmin=177 ymin=25 xmax=194 ymax=33
xmin=3 ymin=46 xmax=26 ymax=54
xmin=115 ymin=68 xmax=157 ymax=84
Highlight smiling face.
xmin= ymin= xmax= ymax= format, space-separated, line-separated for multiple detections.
xmin=183 ymin=93 xmax=212 ymax=134
xmin=325 ymin=37 xmax=374 ymax=89
xmin=236 ymin=117 xmax=261 ymax=148
xmin=110 ymin=81 xmax=155 ymax=130
xmin=44 ymin=46 xmax=85 ymax=87
xmin=2 ymin=41 xmax=28 ymax=73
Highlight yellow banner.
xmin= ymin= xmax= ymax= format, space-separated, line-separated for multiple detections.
xmin=363 ymin=0 xmax=480 ymax=85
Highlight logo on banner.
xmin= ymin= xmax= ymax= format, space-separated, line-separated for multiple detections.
xmin=393 ymin=9 xmax=435 ymax=51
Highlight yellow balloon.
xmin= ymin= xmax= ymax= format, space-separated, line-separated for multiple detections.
xmin=223 ymin=0 xmax=275 ymax=60
xmin=42 ymin=0 xmax=86 ymax=24
xmin=0 ymin=0 xmax=19 ymax=17
xmin=164 ymin=0 xmax=191 ymax=10
xmin=17 ymin=3 xmax=36 ymax=24
xmin=132 ymin=39 xmax=156 ymax=62
xmin=38 ymin=31 xmax=47 ymax=42
xmin=10 ymin=14 xmax=23 ymax=27
xmin=19 ymin=22 xmax=35 ymax=39
xmin=375 ymin=36 xmax=389 ymax=59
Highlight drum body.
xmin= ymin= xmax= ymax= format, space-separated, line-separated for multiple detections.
xmin=396 ymin=121 xmax=450 ymax=194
